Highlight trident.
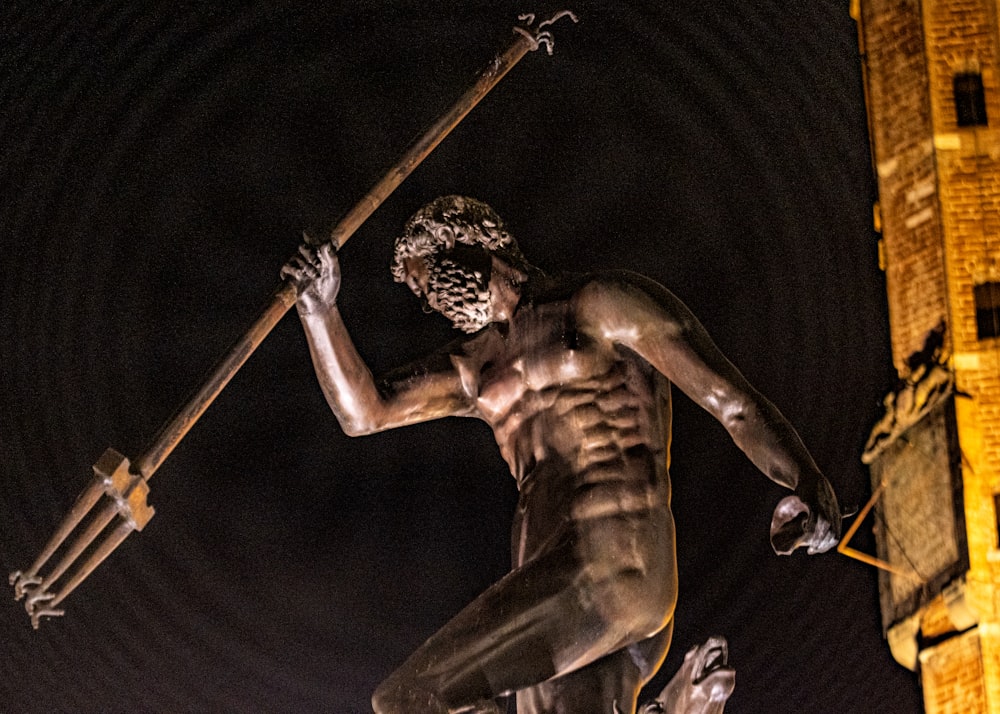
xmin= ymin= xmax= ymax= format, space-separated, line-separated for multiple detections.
xmin=9 ymin=10 xmax=578 ymax=629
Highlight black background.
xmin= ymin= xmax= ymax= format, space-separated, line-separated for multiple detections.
xmin=2 ymin=1 xmax=924 ymax=711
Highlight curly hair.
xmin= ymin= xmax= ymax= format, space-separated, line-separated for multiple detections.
xmin=391 ymin=196 xmax=526 ymax=283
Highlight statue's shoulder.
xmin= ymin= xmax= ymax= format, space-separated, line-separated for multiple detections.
xmin=566 ymin=271 xmax=690 ymax=337
xmin=535 ymin=269 xmax=655 ymax=298
xmin=527 ymin=272 xmax=679 ymax=330
xmin=568 ymin=269 xmax=669 ymax=305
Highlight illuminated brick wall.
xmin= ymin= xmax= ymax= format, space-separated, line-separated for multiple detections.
xmin=855 ymin=0 xmax=1000 ymax=710
xmin=921 ymin=629 xmax=988 ymax=714
xmin=856 ymin=0 xmax=948 ymax=368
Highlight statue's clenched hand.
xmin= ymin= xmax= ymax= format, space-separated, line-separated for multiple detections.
xmin=281 ymin=240 xmax=340 ymax=314
xmin=769 ymin=474 xmax=841 ymax=556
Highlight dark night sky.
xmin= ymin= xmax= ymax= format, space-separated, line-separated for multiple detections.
xmin=2 ymin=1 xmax=924 ymax=711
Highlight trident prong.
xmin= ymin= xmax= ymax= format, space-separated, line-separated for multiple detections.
xmin=9 ymin=448 xmax=154 ymax=627
xmin=514 ymin=10 xmax=579 ymax=55
xmin=9 ymin=571 xmax=41 ymax=601
xmin=9 ymin=571 xmax=65 ymax=629
xmin=30 ymin=605 xmax=66 ymax=630
xmin=25 ymin=587 xmax=55 ymax=610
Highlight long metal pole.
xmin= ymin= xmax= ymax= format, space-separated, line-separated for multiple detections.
xmin=134 ymin=13 xmax=573 ymax=481
xmin=11 ymin=11 xmax=577 ymax=628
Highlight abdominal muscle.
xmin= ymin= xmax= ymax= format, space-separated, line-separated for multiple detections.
xmin=480 ymin=351 xmax=675 ymax=578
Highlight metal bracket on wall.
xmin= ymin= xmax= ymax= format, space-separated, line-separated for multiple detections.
xmin=837 ymin=476 xmax=925 ymax=583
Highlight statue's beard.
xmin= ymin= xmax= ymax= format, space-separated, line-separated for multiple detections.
xmin=426 ymin=256 xmax=493 ymax=333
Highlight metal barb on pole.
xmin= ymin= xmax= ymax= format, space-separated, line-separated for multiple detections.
xmin=9 ymin=10 xmax=577 ymax=628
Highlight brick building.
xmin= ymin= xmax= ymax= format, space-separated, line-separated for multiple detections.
xmin=852 ymin=0 xmax=1000 ymax=711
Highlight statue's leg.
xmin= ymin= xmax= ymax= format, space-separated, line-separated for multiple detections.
xmin=515 ymin=621 xmax=672 ymax=714
xmin=371 ymin=534 xmax=676 ymax=714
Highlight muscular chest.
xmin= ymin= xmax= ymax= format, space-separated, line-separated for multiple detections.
xmin=460 ymin=302 xmax=613 ymax=422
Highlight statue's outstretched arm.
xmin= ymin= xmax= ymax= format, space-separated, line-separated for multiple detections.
xmin=282 ymin=243 xmax=473 ymax=436
xmin=575 ymin=272 xmax=841 ymax=555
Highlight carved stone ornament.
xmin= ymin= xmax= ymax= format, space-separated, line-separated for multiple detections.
xmin=863 ymin=324 xmax=954 ymax=464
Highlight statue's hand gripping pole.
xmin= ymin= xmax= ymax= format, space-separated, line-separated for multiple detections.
xmin=9 ymin=11 xmax=577 ymax=629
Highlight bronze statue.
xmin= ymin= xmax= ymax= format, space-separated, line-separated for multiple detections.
xmin=281 ymin=195 xmax=841 ymax=714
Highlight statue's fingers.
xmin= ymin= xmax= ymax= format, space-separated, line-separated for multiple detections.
xmin=805 ymin=519 xmax=836 ymax=555
xmin=282 ymin=255 xmax=306 ymax=274
xmin=281 ymin=256 xmax=318 ymax=282
xmin=317 ymin=241 xmax=338 ymax=269
xmin=298 ymin=244 xmax=319 ymax=263
xmin=279 ymin=265 xmax=302 ymax=284
xmin=302 ymin=230 xmax=324 ymax=247
xmin=807 ymin=534 xmax=836 ymax=555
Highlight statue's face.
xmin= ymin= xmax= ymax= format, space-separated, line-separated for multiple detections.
xmin=402 ymin=247 xmax=494 ymax=333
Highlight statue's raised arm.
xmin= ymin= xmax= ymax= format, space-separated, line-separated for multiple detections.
xmin=572 ymin=271 xmax=841 ymax=555
xmin=281 ymin=242 xmax=476 ymax=436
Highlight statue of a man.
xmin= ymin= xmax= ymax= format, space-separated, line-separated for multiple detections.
xmin=281 ymin=196 xmax=841 ymax=714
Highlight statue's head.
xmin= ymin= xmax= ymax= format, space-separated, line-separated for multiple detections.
xmin=641 ymin=637 xmax=735 ymax=714
xmin=391 ymin=196 xmax=528 ymax=333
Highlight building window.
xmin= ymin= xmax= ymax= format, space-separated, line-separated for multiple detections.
xmin=955 ymin=73 xmax=988 ymax=126
xmin=975 ymin=282 xmax=1000 ymax=339
xmin=995 ymin=493 xmax=1000 ymax=548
